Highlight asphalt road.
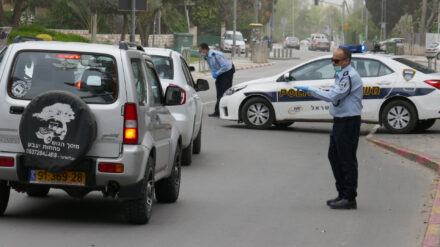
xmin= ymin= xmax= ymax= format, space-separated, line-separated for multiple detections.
xmin=0 ymin=50 xmax=435 ymax=247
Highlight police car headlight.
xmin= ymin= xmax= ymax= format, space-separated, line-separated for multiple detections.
xmin=224 ymin=85 xmax=247 ymax=96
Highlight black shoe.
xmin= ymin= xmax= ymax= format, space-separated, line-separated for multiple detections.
xmin=329 ymin=198 xmax=357 ymax=209
xmin=326 ymin=197 xmax=342 ymax=206
xmin=208 ymin=113 xmax=219 ymax=117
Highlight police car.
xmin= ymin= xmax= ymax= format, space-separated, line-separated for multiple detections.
xmin=219 ymin=52 xmax=440 ymax=134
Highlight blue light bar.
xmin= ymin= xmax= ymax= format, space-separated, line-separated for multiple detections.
xmin=339 ymin=45 xmax=365 ymax=53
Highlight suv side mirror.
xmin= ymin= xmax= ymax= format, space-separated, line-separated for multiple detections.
xmin=164 ymin=86 xmax=182 ymax=105
xmin=189 ymin=66 xmax=195 ymax=72
xmin=195 ymin=79 xmax=209 ymax=91
xmin=244 ymin=38 xmax=248 ymax=42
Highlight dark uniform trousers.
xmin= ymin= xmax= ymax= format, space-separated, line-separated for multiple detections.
xmin=214 ymin=68 xmax=234 ymax=115
xmin=328 ymin=116 xmax=361 ymax=200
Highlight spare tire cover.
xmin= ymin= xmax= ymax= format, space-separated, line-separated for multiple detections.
xmin=19 ymin=90 xmax=97 ymax=173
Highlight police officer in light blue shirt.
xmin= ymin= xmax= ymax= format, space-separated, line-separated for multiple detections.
xmin=295 ymin=47 xmax=363 ymax=210
xmin=198 ymin=43 xmax=234 ymax=117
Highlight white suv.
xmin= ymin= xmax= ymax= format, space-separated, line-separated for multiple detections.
xmin=221 ymin=31 xmax=246 ymax=53
xmin=145 ymin=47 xmax=209 ymax=166
xmin=0 ymin=38 xmax=184 ymax=224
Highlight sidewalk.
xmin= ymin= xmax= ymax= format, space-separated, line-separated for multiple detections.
xmin=190 ymin=56 xmax=276 ymax=79
xmin=366 ymin=122 xmax=440 ymax=247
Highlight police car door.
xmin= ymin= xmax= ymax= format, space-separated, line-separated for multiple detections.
xmin=276 ymin=59 xmax=334 ymax=120
xmin=350 ymin=58 xmax=396 ymax=120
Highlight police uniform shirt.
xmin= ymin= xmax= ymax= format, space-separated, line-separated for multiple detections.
xmin=205 ymin=49 xmax=233 ymax=76
xmin=308 ymin=65 xmax=363 ymax=117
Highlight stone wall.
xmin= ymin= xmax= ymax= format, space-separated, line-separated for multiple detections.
xmin=52 ymin=29 xmax=175 ymax=47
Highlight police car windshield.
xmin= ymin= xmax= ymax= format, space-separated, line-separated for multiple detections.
xmin=226 ymin=33 xmax=244 ymax=41
xmin=393 ymin=58 xmax=436 ymax=74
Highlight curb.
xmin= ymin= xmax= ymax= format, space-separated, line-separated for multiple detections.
xmin=235 ymin=61 xmax=276 ymax=71
xmin=366 ymin=134 xmax=440 ymax=247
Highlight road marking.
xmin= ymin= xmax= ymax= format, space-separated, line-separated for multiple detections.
xmin=202 ymin=100 xmax=216 ymax=105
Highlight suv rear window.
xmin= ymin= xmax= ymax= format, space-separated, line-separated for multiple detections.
xmin=151 ymin=55 xmax=174 ymax=80
xmin=8 ymin=51 xmax=118 ymax=103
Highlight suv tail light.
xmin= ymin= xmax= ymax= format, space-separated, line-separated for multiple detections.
xmin=98 ymin=162 xmax=124 ymax=173
xmin=424 ymin=80 xmax=440 ymax=90
xmin=123 ymin=103 xmax=138 ymax=144
xmin=0 ymin=157 xmax=14 ymax=167
xmin=169 ymin=84 xmax=186 ymax=105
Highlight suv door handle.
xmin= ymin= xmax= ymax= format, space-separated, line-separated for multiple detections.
xmin=10 ymin=106 xmax=24 ymax=114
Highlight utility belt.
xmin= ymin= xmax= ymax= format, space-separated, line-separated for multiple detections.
xmin=333 ymin=115 xmax=360 ymax=122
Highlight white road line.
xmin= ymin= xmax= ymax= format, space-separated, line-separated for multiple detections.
xmin=202 ymin=100 xmax=217 ymax=105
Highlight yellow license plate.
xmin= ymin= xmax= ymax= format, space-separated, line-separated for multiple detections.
xmin=29 ymin=169 xmax=86 ymax=186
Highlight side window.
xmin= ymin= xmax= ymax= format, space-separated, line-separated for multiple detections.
xmin=180 ymin=58 xmax=195 ymax=87
xmin=378 ymin=63 xmax=394 ymax=76
xmin=352 ymin=58 xmax=393 ymax=77
xmin=130 ymin=59 xmax=147 ymax=104
xmin=290 ymin=59 xmax=335 ymax=81
xmin=145 ymin=62 xmax=163 ymax=105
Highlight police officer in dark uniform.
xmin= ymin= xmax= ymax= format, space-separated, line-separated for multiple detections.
xmin=198 ymin=43 xmax=234 ymax=117
xmin=295 ymin=47 xmax=363 ymax=209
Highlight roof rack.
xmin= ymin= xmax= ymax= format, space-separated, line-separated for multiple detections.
xmin=119 ymin=41 xmax=145 ymax=51
xmin=12 ymin=36 xmax=43 ymax=44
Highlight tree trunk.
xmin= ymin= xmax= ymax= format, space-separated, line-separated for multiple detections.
xmin=91 ymin=12 xmax=97 ymax=43
xmin=0 ymin=0 xmax=9 ymax=26
xmin=137 ymin=19 xmax=146 ymax=46
xmin=426 ymin=0 xmax=439 ymax=32
xmin=121 ymin=13 xmax=129 ymax=42
xmin=419 ymin=0 xmax=427 ymax=34
xmin=11 ymin=0 xmax=26 ymax=29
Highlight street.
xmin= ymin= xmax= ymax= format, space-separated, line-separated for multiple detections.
xmin=0 ymin=49 xmax=436 ymax=247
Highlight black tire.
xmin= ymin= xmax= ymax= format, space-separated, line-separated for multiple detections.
xmin=26 ymin=186 xmax=50 ymax=197
xmin=124 ymin=157 xmax=155 ymax=224
xmin=155 ymin=144 xmax=181 ymax=203
xmin=381 ymin=100 xmax=418 ymax=134
xmin=274 ymin=121 xmax=295 ymax=128
xmin=181 ymin=142 xmax=192 ymax=166
xmin=242 ymin=98 xmax=275 ymax=129
xmin=19 ymin=91 xmax=97 ymax=173
xmin=414 ymin=119 xmax=436 ymax=132
xmin=437 ymin=53 xmax=440 ymax=60
xmin=0 ymin=181 xmax=10 ymax=216
xmin=192 ymin=124 xmax=202 ymax=155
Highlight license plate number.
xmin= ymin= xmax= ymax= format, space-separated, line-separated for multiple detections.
xmin=29 ymin=170 xmax=86 ymax=186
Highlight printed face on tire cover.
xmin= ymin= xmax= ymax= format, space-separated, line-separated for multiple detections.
xmin=19 ymin=91 xmax=97 ymax=172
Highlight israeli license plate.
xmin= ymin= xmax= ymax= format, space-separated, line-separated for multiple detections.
xmin=29 ymin=169 xmax=86 ymax=186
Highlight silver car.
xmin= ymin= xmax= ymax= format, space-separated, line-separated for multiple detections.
xmin=0 ymin=39 xmax=184 ymax=224
xmin=145 ymin=47 xmax=209 ymax=166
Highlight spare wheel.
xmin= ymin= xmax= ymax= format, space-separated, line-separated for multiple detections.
xmin=19 ymin=91 xmax=97 ymax=173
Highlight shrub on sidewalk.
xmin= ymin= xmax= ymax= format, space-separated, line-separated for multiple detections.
xmin=8 ymin=25 xmax=90 ymax=44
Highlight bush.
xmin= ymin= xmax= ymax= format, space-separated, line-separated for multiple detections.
xmin=8 ymin=25 xmax=90 ymax=44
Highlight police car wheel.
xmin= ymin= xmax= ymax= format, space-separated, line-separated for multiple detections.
xmin=0 ymin=181 xmax=10 ymax=216
xmin=381 ymin=100 xmax=417 ymax=134
xmin=242 ymin=98 xmax=274 ymax=129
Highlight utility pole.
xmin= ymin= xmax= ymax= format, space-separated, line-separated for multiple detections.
xmin=342 ymin=0 xmax=345 ymax=45
xmin=184 ymin=0 xmax=190 ymax=32
xmin=365 ymin=1 xmax=368 ymax=43
xmin=130 ymin=0 xmax=136 ymax=42
xmin=254 ymin=0 xmax=258 ymax=23
xmin=271 ymin=0 xmax=274 ymax=41
xmin=232 ymin=0 xmax=237 ymax=58
xmin=292 ymin=0 xmax=295 ymax=36
xmin=158 ymin=9 xmax=161 ymax=48
xmin=380 ymin=0 xmax=387 ymax=40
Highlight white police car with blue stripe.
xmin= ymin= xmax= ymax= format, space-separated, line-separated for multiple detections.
xmin=219 ymin=53 xmax=440 ymax=133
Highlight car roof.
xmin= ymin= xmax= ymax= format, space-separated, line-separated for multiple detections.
xmin=10 ymin=41 xmax=121 ymax=53
xmin=144 ymin=47 xmax=176 ymax=57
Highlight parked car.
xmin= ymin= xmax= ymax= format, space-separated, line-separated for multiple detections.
xmin=219 ymin=53 xmax=440 ymax=134
xmin=283 ymin=36 xmax=300 ymax=49
xmin=0 ymin=38 xmax=185 ymax=224
xmin=145 ymin=47 xmax=209 ymax=166
xmin=425 ymin=42 xmax=440 ymax=59
xmin=309 ymin=37 xmax=331 ymax=51
xmin=221 ymin=30 xmax=246 ymax=53
xmin=379 ymin=38 xmax=405 ymax=51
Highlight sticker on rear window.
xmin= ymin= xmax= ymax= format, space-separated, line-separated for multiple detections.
xmin=11 ymin=80 xmax=31 ymax=98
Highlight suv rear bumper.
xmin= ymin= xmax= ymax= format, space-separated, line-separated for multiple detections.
xmin=0 ymin=144 xmax=150 ymax=188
